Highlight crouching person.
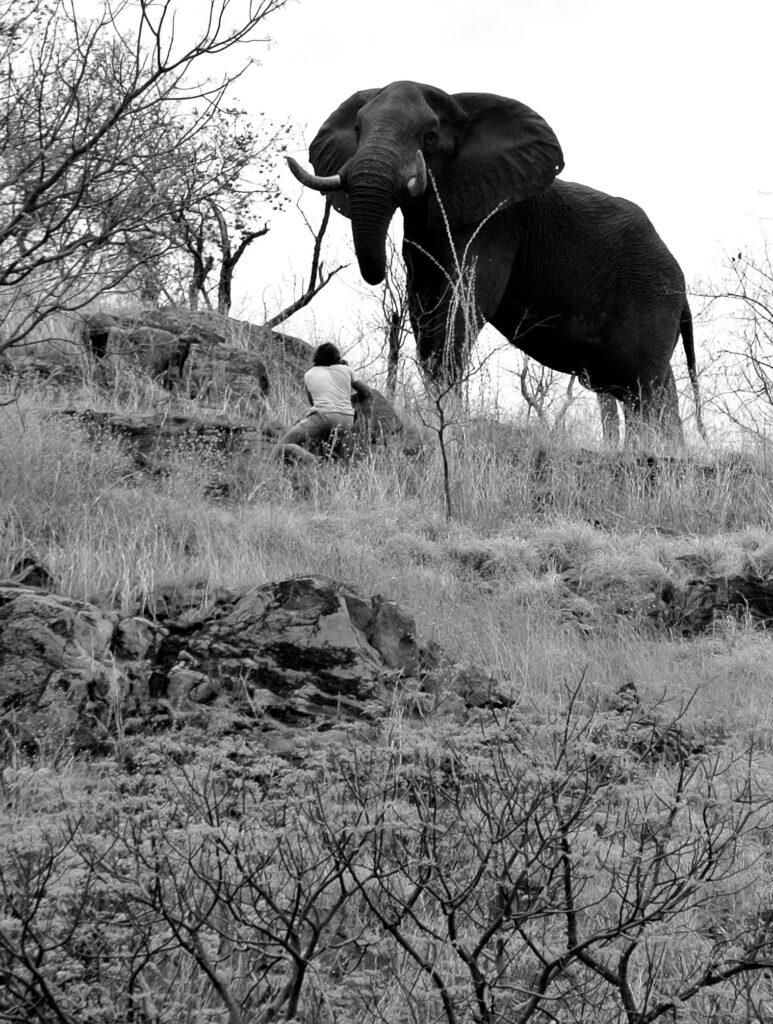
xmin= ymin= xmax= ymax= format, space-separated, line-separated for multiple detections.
xmin=275 ymin=342 xmax=371 ymax=461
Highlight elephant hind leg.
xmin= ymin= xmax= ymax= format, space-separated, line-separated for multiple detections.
xmin=596 ymin=391 xmax=620 ymax=446
xmin=624 ymin=367 xmax=684 ymax=446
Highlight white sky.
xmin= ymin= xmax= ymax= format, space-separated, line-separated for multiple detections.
xmin=225 ymin=0 xmax=772 ymax=356
xmin=114 ymin=0 xmax=772 ymax=385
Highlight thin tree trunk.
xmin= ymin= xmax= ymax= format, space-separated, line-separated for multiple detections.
xmin=386 ymin=310 xmax=401 ymax=396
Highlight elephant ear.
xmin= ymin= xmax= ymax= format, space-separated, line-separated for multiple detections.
xmin=309 ymin=89 xmax=382 ymax=219
xmin=431 ymin=93 xmax=564 ymax=229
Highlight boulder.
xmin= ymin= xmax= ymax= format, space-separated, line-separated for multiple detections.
xmin=109 ymin=324 xmax=190 ymax=381
xmin=0 ymin=587 xmax=123 ymax=753
xmin=77 ymin=309 xmax=421 ymax=454
xmin=58 ymin=408 xmax=264 ymax=469
xmin=0 ymin=574 xmax=422 ymax=745
xmin=352 ymin=387 xmax=423 ymax=453
xmin=83 ymin=311 xmax=192 ymax=383
xmin=184 ymin=344 xmax=270 ymax=416
xmin=142 ymin=308 xmax=227 ymax=347
xmin=144 ymin=576 xmax=419 ymax=726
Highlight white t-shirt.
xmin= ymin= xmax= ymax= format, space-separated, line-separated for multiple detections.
xmin=304 ymin=364 xmax=356 ymax=415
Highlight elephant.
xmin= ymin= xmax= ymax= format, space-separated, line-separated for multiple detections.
xmin=287 ymin=80 xmax=704 ymax=443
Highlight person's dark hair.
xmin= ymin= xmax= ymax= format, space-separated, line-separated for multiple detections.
xmin=313 ymin=342 xmax=344 ymax=367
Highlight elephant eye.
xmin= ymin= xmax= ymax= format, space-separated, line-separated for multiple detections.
xmin=423 ymin=129 xmax=439 ymax=148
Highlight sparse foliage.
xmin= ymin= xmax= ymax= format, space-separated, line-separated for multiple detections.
xmin=2 ymin=691 xmax=773 ymax=1024
xmin=0 ymin=0 xmax=290 ymax=353
xmin=156 ymin=106 xmax=295 ymax=314
xmin=515 ymin=354 xmax=580 ymax=429
xmin=701 ymin=242 xmax=773 ymax=438
xmin=263 ymin=196 xmax=348 ymax=329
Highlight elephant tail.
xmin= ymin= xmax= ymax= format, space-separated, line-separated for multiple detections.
xmin=680 ymin=302 xmax=706 ymax=440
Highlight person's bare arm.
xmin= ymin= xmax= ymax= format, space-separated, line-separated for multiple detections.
xmin=352 ymin=378 xmax=371 ymax=399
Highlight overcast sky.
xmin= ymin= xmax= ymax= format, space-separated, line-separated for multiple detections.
xmin=198 ymin=0 xmax=773 ymax=354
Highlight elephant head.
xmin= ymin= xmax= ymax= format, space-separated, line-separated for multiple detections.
xmin=288 ymin=81 xmax=565 ymax=286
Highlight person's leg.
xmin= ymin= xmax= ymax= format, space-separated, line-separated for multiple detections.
xmin=276 ymin=412 xmax=327 ymax=448
xmin=323 ymin=413 xmax=356 ymax=458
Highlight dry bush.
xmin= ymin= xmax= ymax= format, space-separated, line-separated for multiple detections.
xmin=2 ymin=690 xmax=773 ymax=1024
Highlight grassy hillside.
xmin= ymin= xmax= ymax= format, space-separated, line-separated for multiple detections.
xmin=3 ymin=341 xmax=773 ymax=1022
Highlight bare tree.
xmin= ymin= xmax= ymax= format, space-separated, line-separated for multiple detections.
xmin=2 ymin=697 xmax=773 ymax=1024
xmin=0 ymin=0 xmax=290 ymax=355
xmin=698 ymin=242 xmax=773 ymax=437
xmin=263 ymin=197 xmax=348 ymax=329
xmin=320 ymin=688 xmax=773 ymax=1024
xmin=375 ymin=237 xmax=411 ymax=396
xmin=515 ymin=354 xmax=580 ymax=429
xmin=157 ymin=106 xmax=294 ymax=314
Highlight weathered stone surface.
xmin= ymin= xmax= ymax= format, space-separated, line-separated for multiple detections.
xmin=670 ymin=574 xmax=773 ymax=634
xmin=59 ymin=408 xmax=264 ymax=467
xmin=84 ymin=312 xmax=192 ymax=383
xmin=352 ymin=387 xmax=423 ymax=454
xmin=7 ymin=559 xmax=767 ymax=754
xmin=367 ymin=595 xmax=419 ymax=672
xmin=81 ymin=310 xmax=296 ymax=397
xmin=0 ymin=587 xmax=122 ymax=752
xmin=184 ymin=344 xmax=270 ymax=416
xmin=146 ymin=577 xmax=418 ymax=724
xmin=226 ymin=321 xmax=313 ymax=380
xmin=111 ymin=325 xmax=187 ymax=377
xmin=142 ymin=308 xmax=227 ymax=346
xmin=114 ymin=617 xmax=157 ymax=660
xmin=0 ymin=574 xmax=422 ymax=744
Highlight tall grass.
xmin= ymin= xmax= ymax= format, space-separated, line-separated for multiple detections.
xmin=5 ymin=383 xmax=773 ymax=736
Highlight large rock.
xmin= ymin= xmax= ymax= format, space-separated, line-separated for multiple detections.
xmin=81 ymin=310 xmax=294 ymax=393
xmin=83 ymin=311 xmax=193 ymax=385
xmin=0 ymin=574 xmax=421 ymax=746
xmin=144 ymin=576 xmax=418 ymax=726
xmin=353 ymin=388 xmax=423 ymax=453
xmin=142 ymin=308 xmax=227 ymax=346
xmin=111 ymin=325 xmax=189 ymax=381
xmin=78 ymin=309 xmax=421 ymax=453
xmin=0 ymin=586 xmax=124 ymax=753
xmin=58 ymin=408 xmax=264 ymax=469
xmin=184 ymin=344 xmax=270 ymax=416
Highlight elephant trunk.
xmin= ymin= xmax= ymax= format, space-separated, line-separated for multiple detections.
xmin=346 ymin=150 xmax=403 ymax=286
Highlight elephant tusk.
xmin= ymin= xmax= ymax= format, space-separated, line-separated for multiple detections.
xmin=286 ymin=156 xmax=342 ymax=193
xmin=406 ymin=149 xmax=427 ymax=198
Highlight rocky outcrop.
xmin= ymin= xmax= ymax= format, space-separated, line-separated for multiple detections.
xmin=0 ymin=586 xmax=120 ymax=754
xmin=76 ymin=309 xmax=422 ymax=457
xmin=0 ymin=575 xmax=424 ymax=752
xmin=184 ymin=346 xmax=271 ymax=416
xmin=4 ymin=561 xmax=772 ymax=755
xmin=559 ymin=569 xmax=773 ymax=636
xmin=668 ymin=574 xmax=773 ymax=635
xmin=59 ymin=407 xmax=267 ymax=468
xmin=82 ymin=309 xmax=292 ymax=399
xmin=352 ymin=387 xmax=423 ymax=454
xmin=144 ymin=577 xmax=419 ymax=728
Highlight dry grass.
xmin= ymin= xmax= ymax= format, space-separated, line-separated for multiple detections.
xmin=4 ymin=380 xmax=773 ymax=744
xmin=5 ymin=373 xmax=773 ymax=1024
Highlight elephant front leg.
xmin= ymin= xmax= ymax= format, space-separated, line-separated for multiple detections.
xmin=404 ymin=225 xmax=508 ymax=383
xmin=408 ymin=282 xmax=484 ymax=382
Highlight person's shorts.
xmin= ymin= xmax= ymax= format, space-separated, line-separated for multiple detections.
xmin=278 ymin=411 xmax=354 ymax=448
